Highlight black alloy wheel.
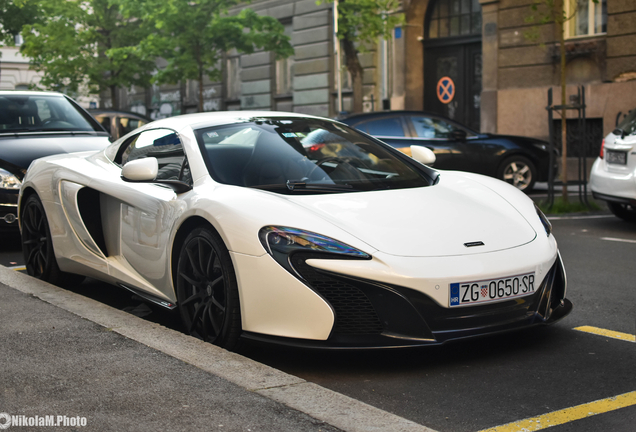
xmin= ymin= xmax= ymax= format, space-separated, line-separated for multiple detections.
xmin=498 ymin=156 xmax=537 ymax=192
xmin=608 ymin=202 xmax=636 ymax=222
xmin=176 ymin=227 xmax=241 ymax=349
xmin=21 ymin=194 xmax=84 ymax=286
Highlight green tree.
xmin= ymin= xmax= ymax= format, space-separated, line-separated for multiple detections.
xmin=0 ymin=0 xmax=41 ymax=49
xmin=324 ymin=0 xmax=403 ymax=113
xmin=20 ymin=0 xmax=154 ymax=108
xmin=117 ymin=0 xmax=293 ymax=112
xmin=526 ymin=0 xmax=598 ymax=202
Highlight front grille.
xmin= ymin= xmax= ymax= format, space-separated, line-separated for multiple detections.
xmin=290 ymin=253 xmax=384 ymax=334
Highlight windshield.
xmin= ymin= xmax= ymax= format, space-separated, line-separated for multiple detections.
xmin=617 ymin=109 xmax=636 ymax=136
xmin=0 ymin=94 xmax=102 ymax=133
xmin=194 ymin=118 xmax=434 ymax=194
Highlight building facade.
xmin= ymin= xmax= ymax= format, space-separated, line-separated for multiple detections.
xmin=0 ymin=46 xmax=41 ymax=91
xmin=105 ymin=0 xmax=635 ymax=146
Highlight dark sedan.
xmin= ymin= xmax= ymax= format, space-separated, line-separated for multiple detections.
xmin=339 ymin=111 xmax=556 ymax=192
xmin=0 ymin=91 xmax=110 ymax=233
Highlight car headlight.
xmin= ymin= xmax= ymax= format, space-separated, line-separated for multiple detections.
xmin=535 ymin=204 xmax=552 ymax=237
xmin=0 ymin=168 xmax=22 ymax=190
xmin=259 ymin=226 xmax=370 ymax=273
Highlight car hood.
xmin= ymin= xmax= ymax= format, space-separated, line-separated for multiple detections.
xmin=0 ymin=134 xmax=110 ymax=169
xmin=289 ymin=173 xmax=537 ymax=257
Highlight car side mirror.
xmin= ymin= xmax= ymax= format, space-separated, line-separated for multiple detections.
xmin=121 ymin=157 xmax=193 ymax=193
xmin=122 ymin=158 xmax=158 ymax=181
xmin=410 ymin=146 xmax=436 ymax=165
xmin=450 ymin=129 xmax=467 ymax=141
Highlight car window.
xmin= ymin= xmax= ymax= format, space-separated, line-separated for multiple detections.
xmin=118 ymin=116 xmax=147 ymax=137
xmin=117 ymin=128 xmax=191 ymax=184
xmin=354 ymin=117 xmax=405 ymax=137
xmin=194 ymin=118 xmax=433 ymax=193
xmin=617 ymin=109 xmax=636 ymax=136
xmin=409 ymin=116 xmax=457 ymax=139
xmin=95 ymin=115 xmax=111 ymax=134
xmin=0 ymin=95 xmax=101 ymax=132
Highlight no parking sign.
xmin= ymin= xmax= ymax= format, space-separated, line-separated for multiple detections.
xmin=436 ymin=77 xmax=455 ymax=104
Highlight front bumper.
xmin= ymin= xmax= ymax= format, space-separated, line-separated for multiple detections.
xmin=242 ymin=252 xmax=571 ymax=349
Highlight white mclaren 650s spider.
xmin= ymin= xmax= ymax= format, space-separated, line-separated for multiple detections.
xmin=18 ymin=112 xmax=571 ymax=350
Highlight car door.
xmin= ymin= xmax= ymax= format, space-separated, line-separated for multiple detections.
xmin=101 ymin=128 xmax=192 ymax=301
xmin=405 ymin=115 xmax=484 ymax=172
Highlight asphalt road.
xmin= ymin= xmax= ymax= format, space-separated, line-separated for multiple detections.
xmin=1 ymin=213 xmax=635 ymax=432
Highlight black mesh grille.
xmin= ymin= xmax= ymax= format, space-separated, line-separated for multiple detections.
xmin=290 ymin=254 xmax=384 ymax=334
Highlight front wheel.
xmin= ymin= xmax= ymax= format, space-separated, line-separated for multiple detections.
xmin=497 ymin=156 xmax=537 ymax=192
xmin=608 ymin=202 xmax=636 ymax=222
xmin=175 ymin=227 xmax=242 ymax=350
xmin=21 ymin=194 xmax=84 ymax=287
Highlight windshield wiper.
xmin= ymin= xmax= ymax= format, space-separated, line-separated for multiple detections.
xmin=286 ymin=180 xmax=354 ymax=191
xmin=249 ymin=181 xmax=355 ymax=193
xmin=613 ymin=127 xmax=626 ymax=139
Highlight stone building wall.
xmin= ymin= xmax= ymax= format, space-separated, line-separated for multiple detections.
xmin=488 ymin=0 xmax=636 ymax=141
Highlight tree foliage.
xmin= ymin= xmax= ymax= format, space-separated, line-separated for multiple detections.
xmin=0 ymin=0 xmax=41 ymax=54
xmin=117 ymin=0 xmax=294 ymax=111
xmin=19 ymin=0 xmax=154 ymax=108
xmin=323 ymin=0 xmax=403 ymax=113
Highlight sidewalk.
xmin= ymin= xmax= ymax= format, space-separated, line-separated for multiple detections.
xmin=0 ymin=266 xmax=435 ymax=432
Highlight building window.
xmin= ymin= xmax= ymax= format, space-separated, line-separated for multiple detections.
xmin=427 ymin=0 xmax=482 ymax=39
xmin=276 ymin=57 xmax=294 ymax=96
xmin=275 ymin=23 xmax=294 ymax=96
xmin=226 ymin=57 xmax=241 ymax=101
xmin=565 ymin=0 xmax=607 ymax=38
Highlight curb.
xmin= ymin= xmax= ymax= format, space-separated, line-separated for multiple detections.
xmin=0 ymin=266 xmax=437 ymax=432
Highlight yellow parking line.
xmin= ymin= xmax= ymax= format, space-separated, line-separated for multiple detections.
xmin=574 ymin=325 xmax=636 ymax=342
xmin=9 ymin=266 xmax=26 ymax=271
xmin=478 ymin=391 xmax=636 ymax=432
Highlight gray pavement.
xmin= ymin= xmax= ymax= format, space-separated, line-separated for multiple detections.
xmin=0 ymin=266 xmax=435 ymax=432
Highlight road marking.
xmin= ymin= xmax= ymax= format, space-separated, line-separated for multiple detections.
xmin=547 ymin=215 xmax=615 ymax=220
xmin=600 ymin=237 xmax=636 ymax=244
xmin=574 ymin=325 xmax=635 ymax=342
xmin=478 ymin=391 xmax=636 ymax=432
xmin=9 ymin=265 xmax=26 ymax=271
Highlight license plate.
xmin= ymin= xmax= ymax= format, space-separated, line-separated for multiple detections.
xmin=606 ymin=150 xmax=627 ymax=165
xmin=449 ymin=272 xmax=536 ymax=307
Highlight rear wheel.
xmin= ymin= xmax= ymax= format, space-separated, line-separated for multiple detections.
xmin=498 ymin=156 xmax=537 ymax=192
xmin=21 ymin=194 xmax=84 ymax=286
xmin=608 ymin=202 xmax=636 ymax=222
xmin=175 ymin=227 xmax=241 ymax=350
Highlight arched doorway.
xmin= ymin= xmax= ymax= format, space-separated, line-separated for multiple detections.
xmin=424 ymin=0 xmax=482 ymax=131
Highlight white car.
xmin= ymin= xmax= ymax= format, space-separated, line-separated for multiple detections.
xmin=590 ymin=115 xmax=636 ymax=222
xmin=19 ymin=112 xmax=571 ymax=350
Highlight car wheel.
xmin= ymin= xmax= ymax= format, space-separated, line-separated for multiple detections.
xmin=176 ymin=227 xmax=241 ymax=350
xmin=21 ymin=194 xmax=85 ymax=287
xmin=607 ymin=202 xmax=636 ymax=222
xmin=498 ymin=156 xmax=537 ymax=192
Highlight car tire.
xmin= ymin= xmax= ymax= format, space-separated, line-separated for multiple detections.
xmin=175 ymin=226 xmax=242 ymax=350
xmin=498 ymin=156 xmax=537 ymax=192
xmin=607 ymin=202 xmax=636 ymax=222
xmin=21 ymin=194 xmax=85 ymax=287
